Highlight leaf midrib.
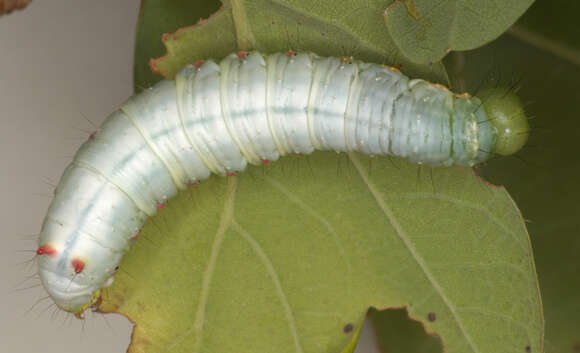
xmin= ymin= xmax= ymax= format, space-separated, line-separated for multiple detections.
xmin=166 ymin=177 xmax=238 ymax=353
xmin=347 ymin=151 xmax=480 ymax=353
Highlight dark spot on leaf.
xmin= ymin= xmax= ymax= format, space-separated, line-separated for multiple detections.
xmin=525 ymin=345 xmax=531 ymax=352
xmin=427 ymin=312 xmax=436 ymax=322
xmin=343 ymin=323 xmax=354 ymax=333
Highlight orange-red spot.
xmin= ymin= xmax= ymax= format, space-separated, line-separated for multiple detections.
xmin=227 ymin=172 xmax=237 ymax=177
xmin=238 ymin=51 xmax=248 ymax=58
xmin=194 ymin=60 xmax=204 ymax=68
xmin=89 ymin=131 xmax=96 ymax=140
xmin=384 ymin=63 xmax=402 ymax=72
xmin=426 ymin=81 xmax=450 ymax=91
xmin=74 ymin=312 xmax=85 ymax=320
xmin=157 ymin=202 xmax=166 ymax=211
xmin=71 ymin=258 xmax=85 ymax=274
xmin=261 ymin=159 xmax=271 ymax=165
xmin=340 ymin=56 xmax=351 ymax=64
xmin=286 ymin=50 xmax=296 ymax=56
xmin=454 ymin=92 xmax=471 ymax=99
xmin=130 ymin=233 xmax=139 ymax=240
xmin=187 ymin=181 xmax=199 ymax=187
xmin=36 ymin=244 xmax=57 ymax=256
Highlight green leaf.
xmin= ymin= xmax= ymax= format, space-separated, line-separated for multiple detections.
xmin=134 ymin=0 xmax=221 ymax=91
xmin=100 ymin=153 xmax=543 ymax=353
xmin=148 ymin=0 xmax=450 ymax=84
xmin=98 ymin=1 xmax=544 ymax=352
xmin=383 ymin=0 xmax=534 ymax=64
xmin=446 ymin=3 xmax=580 ymax=351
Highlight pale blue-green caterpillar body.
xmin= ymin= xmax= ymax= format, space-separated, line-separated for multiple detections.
xmin=35 ymin=51 xmax=530 ymax=316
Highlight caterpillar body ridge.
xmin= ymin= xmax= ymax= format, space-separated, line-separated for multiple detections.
xmin=36 ymin=51 xmax=530 ymax=315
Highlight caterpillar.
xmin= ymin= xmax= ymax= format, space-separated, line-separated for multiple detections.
xmin=35 ymin=51 xmax=530 ymax=317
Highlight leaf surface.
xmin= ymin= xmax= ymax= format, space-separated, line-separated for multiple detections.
xmin=101 ymin=153 xmax=543 ymax=353
xmin=147 ymin=0 xmax=449 ymax=85
xmin=99 ymin=1 xmax=544 ymax=353
xmin=134 ymin=0 xmax=220 ymax=91
xmin=383 ymin=0 xmax=534 ymax=64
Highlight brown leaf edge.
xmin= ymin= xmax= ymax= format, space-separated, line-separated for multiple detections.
xmin=148 ymin=4 xmax=227 ymax=79
xmin=0 ymin=0 xmax=31 ymax=16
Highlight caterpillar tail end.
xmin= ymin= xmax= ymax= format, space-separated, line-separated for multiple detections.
xmin=479 ymin=87 xmax=530 ymax=156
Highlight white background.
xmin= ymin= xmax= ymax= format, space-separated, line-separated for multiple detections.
xmin=1 ymin=1 xmax=140 ymax=352
xmin=0 ymin=1 xmax=377 ymax=352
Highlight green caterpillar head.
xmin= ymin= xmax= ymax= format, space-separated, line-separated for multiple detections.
xmin=478 ymin=87 xmax=530 ymax=156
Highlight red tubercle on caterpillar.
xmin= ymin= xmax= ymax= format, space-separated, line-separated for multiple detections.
xmin=36 ymin=244 xmax=57 ymax=256
xmin=340 ymin=56 xmax=351 ymax=64
xmin=187 ymin=181 xmax=199 ymax=187
xmin=454 ymin=92 xmax=471 ymax=99
xmin=261 ymin=159 xmax=271 ymax=165
xmin=130 ymin=233 xmax=139 ymax=241
xmin=383 ymin=64 xmax=402 ymax=73
xmin=157 ymin=202 xmax=166 ymax=211
xmin=238 ymin=51 xmax=248 ymax=59
xmin=227 ymin=172 xmax=237 ymax=177
xmin=71 ymin=258 xmax=86 ymax=274
xmin=88 ymin=131 xmax=96 ymax=140
xmin=426 ymin=81 xmax=450 ymax=92
xmin=286 ymin=50 xmax=297 ymax=56
xmin=194 ymin=60 xmax=204 ymax=69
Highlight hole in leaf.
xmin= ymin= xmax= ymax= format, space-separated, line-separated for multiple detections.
xmin=367 ymin=307 xmax=443 ymax=353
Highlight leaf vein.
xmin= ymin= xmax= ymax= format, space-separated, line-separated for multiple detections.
xmin=233 ymin=221 xmax=304 ymax=353
xmin=167 ymin=177 xmax=238 ymax=353
xmin=348 ymin=152 xmax=480 ymax=353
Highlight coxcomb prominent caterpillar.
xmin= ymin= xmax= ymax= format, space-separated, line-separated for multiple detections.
xmin=36 ymin=51 xmax=530 ymax=316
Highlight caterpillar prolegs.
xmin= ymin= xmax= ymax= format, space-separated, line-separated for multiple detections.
xmin=36 ymin=51 xmax=530 ymax=316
